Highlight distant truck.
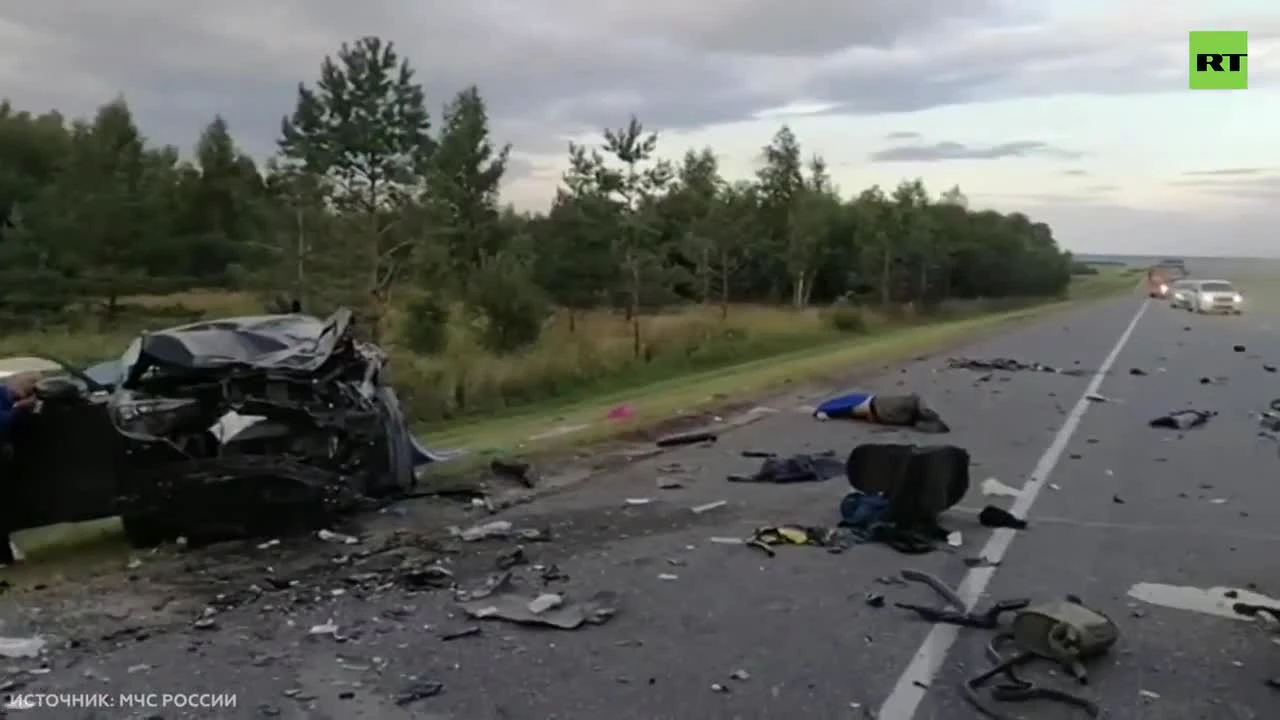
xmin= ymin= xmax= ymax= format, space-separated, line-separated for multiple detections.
xmin=1147 ymin=268 xmax=1172 ymax=298
xmin=1155 ymin=258 xmax=1188 ymax=279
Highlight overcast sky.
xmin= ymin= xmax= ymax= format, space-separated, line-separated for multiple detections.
xmin=1 ymin=0 xmax=1278 ymax=256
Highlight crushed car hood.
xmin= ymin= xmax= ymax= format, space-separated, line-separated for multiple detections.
xmin=121 ymin=309 xmax=358 ymax=385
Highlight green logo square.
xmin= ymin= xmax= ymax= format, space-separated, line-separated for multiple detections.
xmin=1189 ymin=31 xmax=1248 ymax=90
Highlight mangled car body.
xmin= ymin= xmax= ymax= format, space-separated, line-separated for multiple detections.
xmin=109 ymin=309 xmax=416 ymax=543
xmin=3 ymin=308 xmax=432 ymax=551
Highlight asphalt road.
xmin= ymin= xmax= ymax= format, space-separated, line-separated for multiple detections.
xmin=4 ymin=288 xmax=1280 ymax=720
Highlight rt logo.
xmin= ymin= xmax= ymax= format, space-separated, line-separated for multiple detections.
xmin=1189 ymin=31 xmax=1248 ymax=90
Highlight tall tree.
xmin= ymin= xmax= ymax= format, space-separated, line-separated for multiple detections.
xmin=596 ymin=116 xmax=674 ymax=357
xmin=278 ymin=35 xmax=432 ymax=336
xmin=428 ymin=85 xmax=510 ymax=284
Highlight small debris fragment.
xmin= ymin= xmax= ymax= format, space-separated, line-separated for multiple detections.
xmin=491 ymin=458 xmax=535 ymax=487
xmin=0 ymin=637 xmax=44 ymax=658
xmin=692 ymin=500 xmax=728 ymax=514
xmin=528 ymin=594 xmax=563 ymax=614
xmin=1113 ymin=495 xmax=1126 ymax=504
xmin=1234 ymin=345 xmax=1246 ymax=353
xmin=656 ymin=477 xmax=685 ymax=489
xmin=866 ymin=594 xmax=886 ymax=608
xmin=308 ymin=620 xmax=341 ymax=638
xmin=439 ymin=626 xmax=481 ymax=641
xmin=978 ymin=506 xmax=1027 ymax=529
xmin=656 ymin=430 xmax=718 ymax=448
xmin=455 ymin=520 xmax=513 ymax=541
xmin=496 ymin=547 xmax=528 ymax=570
xmin=625 ymin=498 xmax=653 ymax=506
xmin=317 ymin=529 xmax=359 ymax=545
xmin=711 ymin=683 xmax=729 ymax=693
xmin=394 ymin=681 xmax=445 ymax=706
xmin=1140 ymin=689 xmax=1160 ymax=700
xmin=729 ymin=669 xmax=751 ymax=681
xmin=657 ymin=573 xmax=679 ymax=581
xmin=946 ymin=532 xmax=963 ymax=547
xmin=980 ymin=477 xmax=1022 ymax=498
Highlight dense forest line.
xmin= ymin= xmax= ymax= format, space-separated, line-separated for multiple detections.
xmin=0 ymin=35 xmax=1077 ymax=357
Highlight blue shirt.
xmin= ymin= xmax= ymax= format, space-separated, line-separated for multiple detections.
xmin=0 ymin=386 xmax=18 ymax=436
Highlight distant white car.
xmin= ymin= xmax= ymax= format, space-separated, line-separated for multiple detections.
xmin=1168 ymin=280 xmax=1196 ymax=309
xmin=1180 ymin=279 xmax=1244 ymax=314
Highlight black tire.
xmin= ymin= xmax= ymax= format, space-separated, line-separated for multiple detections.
xmin=368 ymin=387 xmax=415 ymax=496
xmin=121 ymin=514 xmax=174 ymax=548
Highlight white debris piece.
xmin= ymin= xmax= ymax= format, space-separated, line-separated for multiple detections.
xmin=980 ymin=477 xmax=1023 ymax=498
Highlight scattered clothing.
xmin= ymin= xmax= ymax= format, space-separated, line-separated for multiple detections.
xmin=727 ymin=452 xmax=843 ymax=484
xmin=839 ymin=491 xmax=890 ymax=531
xmin=838 ymin=490 xmax=948 ymax=554
xmin=979 ymin=505 xmax=1027 ymax=530
xmin=1149 ymin=410 xmax=1215 ymax=430
xmin=749 ymin=525 xmax=838 ymax=548
xmin=814 ymin=391 xmax=950 ymax=433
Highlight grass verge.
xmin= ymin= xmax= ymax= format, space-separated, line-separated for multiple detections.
xmin=7 ymin=270 xmax=1135 ymax=562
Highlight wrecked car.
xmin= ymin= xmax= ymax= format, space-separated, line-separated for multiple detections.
xmin=2 ymin=309 xmax=433 ymax=551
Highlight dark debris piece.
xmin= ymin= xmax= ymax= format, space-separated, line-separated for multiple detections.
xmin=490 ymin=459 xmax=535 ymax=487
xmin=395 ymin=681 xmax=445 ymax=705
xmin=947 ymin=357 xmax=1089 ymax=376
xmin=978 ymin=505 xmax=1026 ymax=530
xmin=1149 ymin=410 xmax=1215 ymax=430
xmin=656 ymin=430 xmax=718 ymax=448
xmin=728 ymin=451 xmax=843 ymax=484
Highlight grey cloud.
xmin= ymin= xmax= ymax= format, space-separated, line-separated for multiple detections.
xmin=885 ymin=131 xmax=921 ymax=140
xmin=1062 ymin=169 xmax=1089 ymax=177
xmin=2 ymin=0 xmax=1274 ymax=170
xmin=1182 ymin=168 xmax=1268 ymax=176
xmin=1168 ymin=174 xmax=1280 ymax=203
xmin=798 ymin=13 xmax=1280 ymax=118
xmin=528 ymin=0 xmax=1002 ymax=57
xmin=0 ymin=0 xmax=1008 ymax=158
xmin=870 ymin=140 xmax=1080 ymax=163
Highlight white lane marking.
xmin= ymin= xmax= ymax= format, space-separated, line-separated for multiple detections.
xmin=876 ymin=298 xmax=1151 ymax=719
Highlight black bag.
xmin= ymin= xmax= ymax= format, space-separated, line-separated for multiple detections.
xmin=845 ymin=443 xmax=970 ymax=526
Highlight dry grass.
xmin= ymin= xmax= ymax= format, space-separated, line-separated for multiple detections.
xmin=0 ymin=270 xmax=1134 ymax=425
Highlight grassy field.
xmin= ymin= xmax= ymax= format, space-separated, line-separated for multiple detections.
xmin=0 ymin=270 xmax=1141 ymax=426
xmin=4 ymin=269 xmax=1139 ymax=562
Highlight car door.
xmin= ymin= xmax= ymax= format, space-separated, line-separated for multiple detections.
xmin=6 ymin=379 xmax=124 ymax=530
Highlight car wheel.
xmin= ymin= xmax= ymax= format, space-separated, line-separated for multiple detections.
xmin=368 ymin=386 xmax=415 ymax=496
xmin=121 ymin=513 xmax=174 ymax=548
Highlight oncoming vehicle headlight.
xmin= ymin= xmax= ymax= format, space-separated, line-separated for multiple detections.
xmin=110 ymin=391 xmax=200 ymax=437
xmin=1233 ymin=293 xmax=1244 ymax=303
xmin=1159 ymin=283 xmax=1168 ymax=293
